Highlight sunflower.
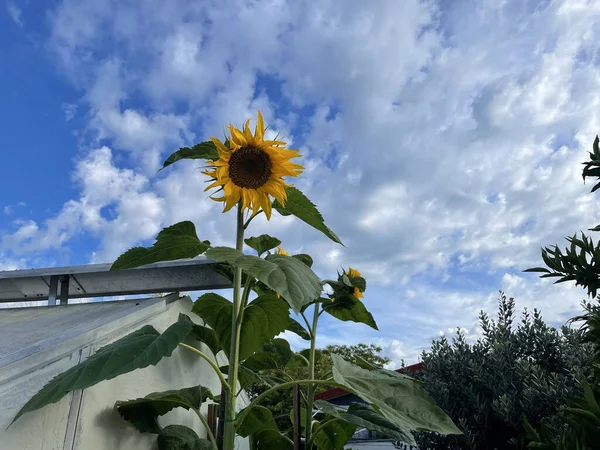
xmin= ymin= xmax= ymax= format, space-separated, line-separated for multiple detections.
xmin=347 ymin=267 xmax=361 ymax=279
xmin=203 ymin=111 xmax=303 ymax=219
xmin=352 ymin=286 xmax=364 ymax=299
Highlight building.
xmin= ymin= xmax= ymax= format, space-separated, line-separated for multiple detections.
xmin=0 ymin=259 xmax=249 ymax=450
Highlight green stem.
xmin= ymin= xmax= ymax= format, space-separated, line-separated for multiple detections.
xmin=237 ymin=379 xmax=340 ymax=424
xmin=192 ymin=406 xmax=219 ymax=450
xmin=243 ymin=210 xmax=263 ymax=229
xmin=223 ymin=204 xmax=245 ymax=450
xmin=178 ymin=343 xmax=230 ymax=393
xmin=305 ymin=303 xmax=320 ymax=449
xmin=300 ymin=311 xmax=314 ymax=338
xmin=306 ymin=418 xmax=337 ymax=449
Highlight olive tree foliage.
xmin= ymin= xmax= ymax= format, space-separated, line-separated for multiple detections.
xmin=413 ymin=292 xmax=593 ymax=450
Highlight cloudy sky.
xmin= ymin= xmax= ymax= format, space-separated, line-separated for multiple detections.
xmin=2 ymin=0 xmax=600 ymax=367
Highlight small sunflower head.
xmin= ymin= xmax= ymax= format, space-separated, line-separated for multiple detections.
xmin=335 ymin=266 xmax=367 ymax=300
xmin=352 ymin=286 xmax=364 ymax=299
xmin=347 ymin=267 xmax=361 ymax=279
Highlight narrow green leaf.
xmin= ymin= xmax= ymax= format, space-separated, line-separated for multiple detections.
xmin=315 ymin=400 xmax=415 ymax=443
xmin=273 ymin=187 xmax=343 ymax=245
xmin=286 ymin=318 xmax=311 ymax=340
xmin=192 ymin=293 xmax=290 ymax=360
xmin=244 ymin=234 xmax=282 ymax=255
xmin=12 ymin=321 xmax=192 ymax=424
xmin=205 ymin=247 xmax=323 ymax=313
xmin=161 ymin=141 xmax=219 ymax=171
xmin=312 ymin=417 xmax=357 ymax=450
xmin=111 ymin=222 xmax=210 ymax=270
xmin=331 ymin=355 xmax=462 ymax=437
xmin=157 ymin=425 xmax=212 ymax=450
xmin=116 ymin=385 xmax=215 ymax=434
xmin=324 ymin=295 xmax=378 ymax=330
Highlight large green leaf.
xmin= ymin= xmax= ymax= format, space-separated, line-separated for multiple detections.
xmin=244 ymin=234 xmax=281 ymax=255
xmin=179 ymin=313 xmax=223 ymax=357
xmin=161 ymin=141 xmax=219 ymax=171
xmin=116 ymin=385 xmax=215 ymax=434
xmin=157 ymin=425 xmax=212 ymax=450
xmin=236 ymin=406 xmax=293 ymax=450
xmin=331 ymin=355 xmax=461 ymax=440
xmin=312 ymin=417 xmax=357 ymax=450
xmin=286 ymin=318 xmax=311 ymax=340
xmin=12 ymin=321 xmax=192 ymax=425
xmin=192 ymin=293 xmax=290 ymax=360
xmin=205 ymin=247 xmax=322 ymax=313
xmin=273 ymin=187 xmax=343 ymax=245
xmin=315 ymin=401 xmax=414 ymax=443
xmin=111 ymin=221 xmax=210 ymax=270
xmin=323 ymin=295 xmax=378 ymax=330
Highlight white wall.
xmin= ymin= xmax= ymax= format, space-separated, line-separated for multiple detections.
xmin=0 ymin=296 xmax=249 ymax=450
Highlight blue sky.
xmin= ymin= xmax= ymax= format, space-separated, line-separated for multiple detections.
xmin=2 ymin=0 xmax=600 ymax=366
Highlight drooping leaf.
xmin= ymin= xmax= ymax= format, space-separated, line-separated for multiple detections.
xmin=192 ymin=293 xmax=290 ymax=360
xmin=161 ymin=141 xmax=219 ymax=171
xmin=315 ymin=401 xmax=415 ymax=443
xmin=245 ymin=234 xmax=282 ymax=255
xmin=273 ymin=187 xmax=343 ymax=245
xmin=236 ymin=406 xmax=293 ymax=450
xmin=178 ymin=313 xmax=222 ymax=357
xmin=12 ymin=321 xmax=192 ymax=424
xmin=312 ymin=417 xmax=357 ymax=450
xmin=111 ymin=222 xmax=210 ymax=270
xmin=323 ymin=295 xmax=378 ymax=330
xmin=331 ymin=355 xmax=462 ymax=440
xmin=251 ymin=429 xmax=293 ymax=450
xmin=116 ymin=385 xmax=215 ymax=434
xmin=157 ymin=425 xmax=213 ymax=450
xmin=292 ymin=253 xmax=313 ymax=267
xmin=205 ymin=247 xmax=322 ymax=313
xmin=286 ymin=318 xmax=311 ymax=340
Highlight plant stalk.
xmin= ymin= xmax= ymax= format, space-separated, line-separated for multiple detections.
xmin=191 ymin=406 xmax=219 ymax=450
xmin=222 ymin=204 xmax=245 ymax=450
xmin=178 ymin=343 xmax=230 ymax=393
xmin=237 ymin=379 xmax=340 ymax=424
xmin=305 ymin=303 xmax=320 ymax=449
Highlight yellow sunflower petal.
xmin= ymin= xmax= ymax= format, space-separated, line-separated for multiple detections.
xmin=228 ymin=125 xmax=248 ymax=146
xmin=255 ymin=110 xmax=265 ymax=140
xmin=209 ymin=137 xmax=230 ymax=155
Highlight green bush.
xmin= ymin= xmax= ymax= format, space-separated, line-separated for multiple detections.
xmin=414 ymin=292 xmax=593 ymax=450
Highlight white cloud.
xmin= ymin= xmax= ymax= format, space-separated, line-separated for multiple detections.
xmin=6 ymin=2 xmax=23 ymax=27
xmin=4 ymin=0 xmax=600 ymax=363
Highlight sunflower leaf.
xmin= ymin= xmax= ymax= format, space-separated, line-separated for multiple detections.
xmin=12 ymin=321 xmax=192 ymax=425
xmin=192 ymin=293 xmax=290 ymax=360
xmin=273 ymin=187 xmax=343 ymax=245
xmin=157 ymin=425 xmax=213 ymax=450
xmin=244 ymin=234 xmax=282 ymax=256
xmin=111 ymin=221 xmax=210 ymax=270
xmin=323 ymin=295 xmax=378 ymax=330
xmin=160 ymin=141 xmax=219 ymax=171
xmin=331 ymin=355 xmax=462 ymax=439
xmin=205 ymin=247 xmax=323 ymax=313
xmin=116 ymin=385 xmax=215 ymax=434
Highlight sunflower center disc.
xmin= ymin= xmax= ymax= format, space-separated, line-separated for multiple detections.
xmin=228 ymin=146 xmax=273 ymax=189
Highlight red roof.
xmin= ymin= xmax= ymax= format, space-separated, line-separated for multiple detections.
xmin=314 ymin=362 xmax=425 ymax=401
